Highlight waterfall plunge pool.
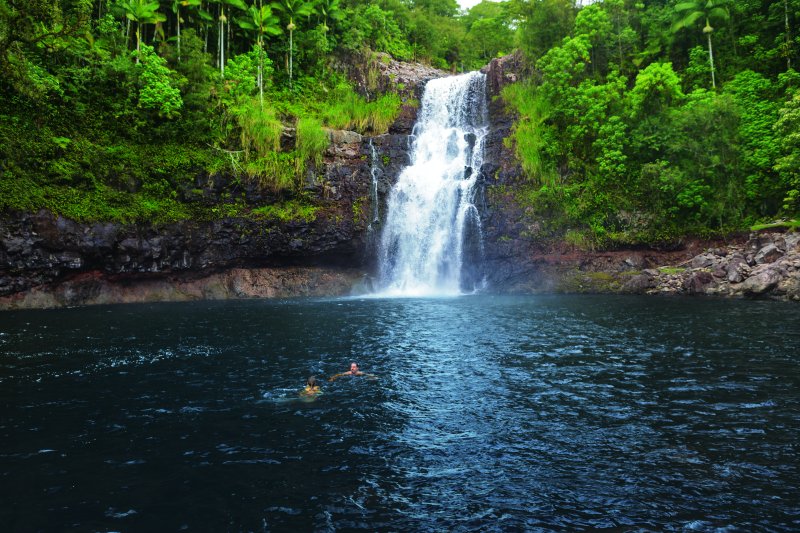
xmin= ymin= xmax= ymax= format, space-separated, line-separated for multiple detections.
xmin=2 ymin=294 xmax=799 ymax=530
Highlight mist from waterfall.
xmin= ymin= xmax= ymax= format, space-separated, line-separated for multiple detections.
xmin=375 ymin=71 xmax=488 ymax=297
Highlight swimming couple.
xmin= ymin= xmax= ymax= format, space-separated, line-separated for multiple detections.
xmin=300 ymin=362 xmax=375 ymax=397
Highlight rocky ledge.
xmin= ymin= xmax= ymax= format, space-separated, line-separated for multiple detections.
xmin=0 ymin=124 xmax=416 ymax=310
xmin=0 ymin=266 xmax=364 ymax=309
xmin=490 ymin=231 xmax=800 ymax=302
xmin=643 ymin=231 xmax=800 ymax=300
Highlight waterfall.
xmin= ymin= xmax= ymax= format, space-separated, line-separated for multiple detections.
xmin=375 ymin=71 xmax=488 ymax=297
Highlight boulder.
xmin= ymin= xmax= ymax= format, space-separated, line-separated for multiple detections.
xmin=623 ymin=254 xmax=646 ymax=269
xmin=623 ymin=274 xmax=654 ymax=293
xmin=739 ymin=266 xmax=783 ymax=295
xmin=726 ymin=255 xmax=749 ymax=284
xmin=712 ymin=264 xmax=727 ymax=278
xmin=747 ymin=233 xmax=774 ymax=253
xmin=691 ymin=253 xmax=716 ymax=269
xmin=784 ymin=232 xmax=800 ymax=251
xmin=683 ymin=270 xmax=715 ymax=294
xmin=754 ymin=243 xmax=783 ymax=264
xmin=326 ymin=129 xmax=362 ymax=146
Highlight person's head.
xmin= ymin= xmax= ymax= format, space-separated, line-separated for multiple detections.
xmin=349 ymin=362 xmax=359 ymax=374
xmin=306 ymin=376 xmax=318 ymax=388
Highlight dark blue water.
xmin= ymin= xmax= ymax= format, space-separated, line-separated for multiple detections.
xmin=1 ymin=295 xmax=799 ymax=531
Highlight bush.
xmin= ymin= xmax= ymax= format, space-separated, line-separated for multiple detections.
xmin=296 ymin=116 xmax=329 ymax=171
xmin=320 ymin=83 xmax=401 ymax=134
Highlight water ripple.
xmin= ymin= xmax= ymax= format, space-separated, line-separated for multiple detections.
xmin=1 ymin=295 xmax=799 ymax=530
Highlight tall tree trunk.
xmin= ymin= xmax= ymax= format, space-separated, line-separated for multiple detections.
xmin=219 ymin=5 xmax=225 ymax=77
xmin=289 ymin=24 xmax=293 ymax=87
xmin=258 ymin=40 xmax=264 ymax=109
xmin=227 ymin=13 xmax=231 ymax=67
xmin=177 ymin=7 xmax=181 ymax=62
xmin=707 ymin=30 xmax=716 ymax=89
xmin=136 ymin=23 xmax=141 ymax=63
xmin=786 ymin=0 xmax=792 ymax=70
xmin=204 ymin=14 xmax=208 ymax=53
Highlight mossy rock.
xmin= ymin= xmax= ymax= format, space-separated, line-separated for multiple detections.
xmin=557 ymin=270 xmax=624 ymax=293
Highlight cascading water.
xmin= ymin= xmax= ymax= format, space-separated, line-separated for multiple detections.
xmin=376 ymin=71 xmax=488 ymax=297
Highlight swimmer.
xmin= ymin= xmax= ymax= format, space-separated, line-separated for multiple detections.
xmin=300 ymin=375 xmax=322 ymax=396
xmin=328 ymin=362 xmax=376 ymax=382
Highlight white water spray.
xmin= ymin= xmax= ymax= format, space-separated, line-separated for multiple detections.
xmin=376 ymin=71 xmax=488 ymax=297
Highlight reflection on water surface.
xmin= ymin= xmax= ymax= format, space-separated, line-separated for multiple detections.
xmin=1 ymin=295 xmax=799 ymax=530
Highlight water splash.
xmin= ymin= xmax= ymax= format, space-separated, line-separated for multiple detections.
xmin=376 ymin=71 xmax=488 ymax=297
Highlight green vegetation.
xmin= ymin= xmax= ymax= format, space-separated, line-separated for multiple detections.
xmin=320 ymin=85 xmax=402 ymax=134
xmin=502 ymin=0 xmax=800 ymax=247
xmin=659 ymin=266 xmax=687 ymax=275
xmin=751 ymin=219 xmax=800 ymax=231
xmin=251 ymin=199 xmax=319 ymax=222
xmin=0 ymin=0 xmax=797 ymax=243
xmin=2 ymin=0 xmax=475 ymax=223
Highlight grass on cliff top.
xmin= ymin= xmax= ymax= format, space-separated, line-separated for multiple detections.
xmin=320 ymin=84 xmax=401 ymax=134
xmin=751 ymin=219 xmax=800 ymax=231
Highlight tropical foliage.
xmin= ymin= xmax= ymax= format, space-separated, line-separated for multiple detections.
xmin=0 ymin=0 xmax=797 ymax=239
xmin=502 ymin=0 xmax=800 ymax=245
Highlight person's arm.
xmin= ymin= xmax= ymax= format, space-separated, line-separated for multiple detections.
xmin=328 ymin=372 xmax=346 ymax=382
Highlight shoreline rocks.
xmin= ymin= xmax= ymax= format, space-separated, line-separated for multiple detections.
xmin=487 ymin=231 xmax=800 ymax=302
xmin=647 ymin=232 xmax=800 ymax=300
xmin=0 ymin=266 xmax=365 ymax=310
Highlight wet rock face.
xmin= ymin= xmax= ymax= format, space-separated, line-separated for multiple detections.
xmin=475 ymin=54 xmax=530 ymax=288
xmin=0 ymin=125 xmax=411 ymax=304
xmin=0 ymin=208 xmax=366 ymax=295
xmin=0 ymin=79 xmax=424 ymax=308
xmin=335 ymin=50 xmax=447 ymax=102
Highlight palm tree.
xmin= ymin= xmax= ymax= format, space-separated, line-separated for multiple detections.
xmin=116 ymin=0 xmax=166 ymax=63
xmin=237 ymin=0 xmax=282 ymax=107
xmin=316 ymin=0 xmax=343 ymax=33
xmin=270 ymin=0 xmax=315 ymax=87
xmin=672 ymin=0 xmax=731 ymax=89
xmin=172 ymin=0 xmax=202 ymax=62
xmin=212 ymin=0 xmax=246 ymax=77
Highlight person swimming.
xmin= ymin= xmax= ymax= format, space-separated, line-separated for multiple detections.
xmin=328 ymin=362 xmax=376 ymax=382
xmin=300 ymin=375 xmax=322 ymax=396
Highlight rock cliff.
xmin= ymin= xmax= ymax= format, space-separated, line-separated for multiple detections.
xmin=0 ymin=130 xmax=377 ymax=308
xmin=0 ymin=58 xmax=443 ymax=309
xmin=2 ymin=53 xmax=798 ymax=308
